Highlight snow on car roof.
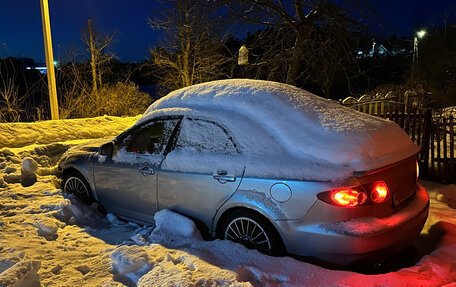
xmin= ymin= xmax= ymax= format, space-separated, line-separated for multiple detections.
xmin=139 ymin=79 xmax=419 ymax=180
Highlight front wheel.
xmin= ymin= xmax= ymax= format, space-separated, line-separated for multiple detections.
xmin=218 ymin=209 xmax=284 ymax=256
xmin=63 ymin=171 xmax=94 ymax=204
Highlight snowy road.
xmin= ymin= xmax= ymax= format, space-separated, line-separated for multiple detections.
xmin=1 ymin=116 xmax=456 ymax=286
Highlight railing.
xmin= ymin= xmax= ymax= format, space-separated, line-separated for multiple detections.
xmin=342 ymin=97 xmax=456 ymax=183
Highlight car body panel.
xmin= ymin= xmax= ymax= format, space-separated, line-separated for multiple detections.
xmin=214 ymin=177 xmax=334 ymax=221
xmin=157 ymin=168 xmax=243 ymax=229
xmin=93 ymin=154 xmax=163 ymax=223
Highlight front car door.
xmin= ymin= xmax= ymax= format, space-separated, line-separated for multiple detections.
xmin=158 ymin=117 xmax=244 ymax=228
xmin=93 ymin=117 xmax=181 ymax=223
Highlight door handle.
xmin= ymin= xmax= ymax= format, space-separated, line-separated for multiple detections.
xmin=139 ymin=166 xmax=155 ymax=176
xmin=213 ymin=172 xmax=236 ymax=184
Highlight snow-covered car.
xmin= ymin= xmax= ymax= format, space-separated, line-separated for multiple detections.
xmin=58 ymin=79 xmax=429 ymax=266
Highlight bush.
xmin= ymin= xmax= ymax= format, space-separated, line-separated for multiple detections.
xmin=60 ymin=81 xmax=151 ymax=119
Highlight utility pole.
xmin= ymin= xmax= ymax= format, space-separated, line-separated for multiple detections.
xmin=412 ymin=30 xmax=427 ymax=79
xmin=40 ymin=0 xmax=59 ymax=120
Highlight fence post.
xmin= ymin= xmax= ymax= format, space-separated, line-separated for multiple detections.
xmin=450 ymin=115 xmax=454 ymax=180
xmin=421 ymin=109 xmax=432 ymax=177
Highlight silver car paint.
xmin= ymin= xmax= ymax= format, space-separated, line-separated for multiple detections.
xmin=157 ymin=167 xmax=244 ymax=230
xmin=93 ymin=154 xmax=163 ymax=223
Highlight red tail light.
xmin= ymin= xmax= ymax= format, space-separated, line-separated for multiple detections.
xmin=331 ymin=189 xmax=367 ymax=207
xmin=371 ymin=181 xmax=389 ymax=203
xmin=318 ymin=181 xmax=391 ymax=207
xmin=317 ymin=188 xmax=367 ymax=207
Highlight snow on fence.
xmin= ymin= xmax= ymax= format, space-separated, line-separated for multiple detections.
xmin=342 ymin=97 xmax=456 ymax=183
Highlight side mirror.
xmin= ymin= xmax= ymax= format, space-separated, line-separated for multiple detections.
xmin=99 ymin=142 xmax=114 ymax=156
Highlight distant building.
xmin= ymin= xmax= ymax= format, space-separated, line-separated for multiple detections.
xmin=26 ymin=65 xmax=47 ymax=74
xmin=25 ymin=61 xmax=58 ymax=74
xmin=356 ymin=37 xmax=411 ymax=58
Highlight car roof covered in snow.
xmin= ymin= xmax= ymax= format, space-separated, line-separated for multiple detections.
xmin=138 ymin=79 xmax=419 ymax=180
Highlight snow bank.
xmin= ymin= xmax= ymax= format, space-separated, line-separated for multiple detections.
xmin=140 ymin=79 xmax=419 ymax=181
xmin=111 ymin=245 xmax=153 ymax=285
xmin=0 ymin=115 xmax=139 ymax=148
xmin=152 ymin=209 xmax=202 ymax=239
xmin=0 ymin=259 xmax=41 ymax=287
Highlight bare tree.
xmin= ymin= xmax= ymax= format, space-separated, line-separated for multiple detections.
xmin=227 ymin=0 xmax=361 ymax=93
xmin=0 ymin=72 xmax=22 ymax=122
xmin=149 ymin=0 xmax=233 ymax=93
xmin=82 ymin=19 xmax=116 ymax=94
xmin=0 ymin=58 xmax=44 ymax=122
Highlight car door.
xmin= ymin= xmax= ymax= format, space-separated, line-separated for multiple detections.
xmin=157 ymin=117 xmax=244 ymax=228
xmin=93 ymin=117 xmax=181 ymax=223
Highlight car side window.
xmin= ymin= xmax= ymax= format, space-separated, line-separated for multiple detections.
xmin=175 ymin=118 xmax=237 ymax=154
xmin=125 ymin=119 xmax=178 ymax=154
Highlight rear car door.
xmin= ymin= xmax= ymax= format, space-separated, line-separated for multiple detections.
xmin=158 ymin=117 xmax=244 ymax=228
xmin=93 ymin=117 xmax=180 ymax=223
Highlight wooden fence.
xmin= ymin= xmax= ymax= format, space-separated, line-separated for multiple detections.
xmin=344 ymin=100 xmax=456 ymax=183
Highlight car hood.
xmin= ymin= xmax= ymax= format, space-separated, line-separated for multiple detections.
xmin=59 ymin=137 xmax=113 ymax=164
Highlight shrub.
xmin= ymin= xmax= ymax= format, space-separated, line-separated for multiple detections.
xmin=60 ymin=81 xmax=151 ymax=119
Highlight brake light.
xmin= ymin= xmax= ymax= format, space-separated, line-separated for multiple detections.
xmin=416 ymin=161 xmax=419 ymax=179
xmin=371 ymin=181 xmax=389 ymax=203
xmin=330 ymin=189 xmax=367 ymax=207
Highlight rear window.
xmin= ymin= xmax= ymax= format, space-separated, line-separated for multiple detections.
xmin=175 ymin=118 xmax=237 ymax=154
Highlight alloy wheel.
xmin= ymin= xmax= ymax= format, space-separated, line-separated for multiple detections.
xmin=64 ymin=176 xmax=90 ymax=199
xmin=224 ymin=217 xmax=272 ymax=254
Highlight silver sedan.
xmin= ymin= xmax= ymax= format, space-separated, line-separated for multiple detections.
xmin=59 ymin=79 xmax=429 ymax=266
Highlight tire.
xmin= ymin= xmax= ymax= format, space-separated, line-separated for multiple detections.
xmin=63 ymin=171 xmax=94 ymax=204
xmin=217 ymin=209 xmax=285 ymax=256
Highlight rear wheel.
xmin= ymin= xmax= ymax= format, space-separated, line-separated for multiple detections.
xmin=218 ymin=209 xmax=284 ymax=256
xmin=63 ymin=171 xmax=94 ymax=204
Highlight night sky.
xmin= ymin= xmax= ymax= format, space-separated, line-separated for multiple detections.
xmin=0 ymin=0 xmax=455 ymax=63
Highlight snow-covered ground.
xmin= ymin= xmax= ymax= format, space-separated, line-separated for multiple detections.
xmin=1 ymin=116 xmax=456 ymax=286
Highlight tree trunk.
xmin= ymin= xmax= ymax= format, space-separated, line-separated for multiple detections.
xmin=88 ymin=19 xmax=98 ymax=94
xmin=286 ymin=28 xmax=306 ymax=86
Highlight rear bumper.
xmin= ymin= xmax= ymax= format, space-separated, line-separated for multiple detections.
xmin=275 ymin=183 xmax=429 ymax=265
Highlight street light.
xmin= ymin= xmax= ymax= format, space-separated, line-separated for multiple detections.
xmin=417 ymin=30 xmax=427 ymax=39
xmin=412 ymin=30 xmax=427 ymax=78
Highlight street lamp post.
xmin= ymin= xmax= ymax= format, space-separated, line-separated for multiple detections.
xmin=412 ymin=30 xmax=427 ymax=78
xmin=40 ymin=0 xmax=59 ymax=120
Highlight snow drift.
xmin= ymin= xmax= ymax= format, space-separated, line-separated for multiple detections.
xmin=0 ymin=115 xmax=139 ymax=148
